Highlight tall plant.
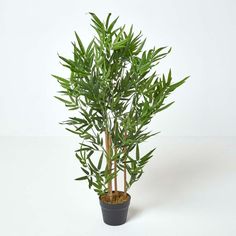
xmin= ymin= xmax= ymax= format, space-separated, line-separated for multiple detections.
xmin=53 ymin=13 xmax=188 ymax=203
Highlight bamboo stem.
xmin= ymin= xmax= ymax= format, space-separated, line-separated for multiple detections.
xmin=123 ymin=131 xmax=127 ymax=196
xmin=114 ymin=146 xmax=118 ymax=195
xmin=109 ymin=134 xmax=113 ymax=194
xmin=114 ymin=139 xmax=118 ymax=195
xmin=105 ymin=130 xmax=112 ymax=201
xmin=113 ymin=121 xmax=118 ymax=195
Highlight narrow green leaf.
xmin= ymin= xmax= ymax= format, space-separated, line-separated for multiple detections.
xmin=88 ymin=157 xmax=98 ymax=172
xmin=168 ymin=76 xmax=189 ymax=92
xmin=75 ymin=176 xmax=87 ymax=181
xmin=89 ymin=12 xmax=104 ymax=30
xmin=86 ymin=39 xmax=94 ymax=55
xmin=107 ymin=16 xmax=119 ymax=33
xmin=105 ymin=13 xmax=112 ymax=29
xmin=75 ymin=31 xmax=85 ymax=54
xmin=140 ymin=148 xmax=155 ymax=165
xmin=58 ymin=55 xmax=75 ymax=67
xmin=97 ymin=153 xmax=103 ymax=170
xmin=81 ymin=167 xmax=89 ymax=175
xmin=87 ymin=150 xmax=94 ymax=159
xmin=65 ymin=128 xmax=80 ymax=135
xmin=167 ymin=69 xmax=172 ymax=85
xmin=51 ymin=74 xmax=69 ymax=84
xmin=88 ymin=177 xmax=93 ymax=188
xmin=157 ymin=101 xmax=175 ymax=112
xmin=136 ymin=144 xmax=140 ymax=160
xmin=54 ymin=96 xmax=72 ymax=104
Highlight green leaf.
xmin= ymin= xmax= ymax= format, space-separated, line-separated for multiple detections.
xmin=157 ymin=101 xmax=175 ymax=112
xmin=51 ymin=74 xmax=69 ymax=84
xmin=88 ymin=177 xmax=93 ymax=188
xmin=167 ymin=69 xmax=172 ymax=85
xmin=87 ymin=150 xmax=94 ymax=159
xmin=89 ymin=12 xmax=105 ymax=32
xmin=136 ymin=144 xmax=140 ymax=160
xmin=69 ymin=117 xmax=87 ymax=124
xmin=113 ymin=25 xmax=125 ymax=45
xmin=81 ymin=167 xmax=89 ymax=175
xmin=140 ymin=148 xmax=155 ymax=165
xmin=97 ymin=153 xmax=103 ymax=170
xmin=107 ymin=16 xmax=119 ymax=33
xmin=105 ymin=13 xmax=112 ymax=29
xmin=78 ymin=143 xmax=94 ymax=151
xmin=65 ymin=128 xmax=80 ymax=135
xmin=54 ymin=96 xmax=72 ymax=104
xmin=113 ymin=37 xmax=130 ymax=50
xmin=105 ymin=173 xmax=115 ymax=184
xmin=86 ymin=39 xmax=94 ymax=55
xmin=168 ymin=76 xmax=189 ymax=92
xmin=75 ymin=176 xmax=87 ymax=181
xmin=58 ymin=55 xmax=75 ymax=67
xmin=88 ymin=159 xmax=98 ymax=172
xmin=75 ymin=31 xmax=85 ymax=54
xmin=135 ymin=38 xmax=146 ymax=55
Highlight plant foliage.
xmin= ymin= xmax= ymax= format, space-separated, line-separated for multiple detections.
xmin=53 ymin=13 xmax=188 ymax=199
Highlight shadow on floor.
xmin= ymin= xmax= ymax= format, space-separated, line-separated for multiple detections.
xmin=127 ymin=139 xmax=229 ymax=218
xmin=127 ymin=206 xmax=143 ymax=221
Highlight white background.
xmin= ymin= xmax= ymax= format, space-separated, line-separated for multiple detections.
xmin=0 ymin=0 xmax=236 ymax=235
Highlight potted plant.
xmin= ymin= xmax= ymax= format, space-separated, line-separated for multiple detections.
xmin=52 ymin=13 xmax=188 ymax=226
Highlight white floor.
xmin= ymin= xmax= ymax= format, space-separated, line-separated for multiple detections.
xmin=0 ymin=136 xmax=235 ymax=236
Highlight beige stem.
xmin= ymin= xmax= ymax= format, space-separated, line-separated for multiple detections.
xmin=105 ymin=130 xmax=112 ymax=201
xmin=123 ymin=131 xmax=127 ymax=197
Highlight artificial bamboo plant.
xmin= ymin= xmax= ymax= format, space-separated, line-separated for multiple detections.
xmin=53 ymin=13 xmax=188 ymax=204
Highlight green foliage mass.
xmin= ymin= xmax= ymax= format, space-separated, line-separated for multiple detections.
xmin=53 ymin=13 xmax=189 ymax=196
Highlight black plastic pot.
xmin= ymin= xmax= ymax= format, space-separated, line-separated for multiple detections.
xmin=99 ymin=193 xmax=131 ymax=226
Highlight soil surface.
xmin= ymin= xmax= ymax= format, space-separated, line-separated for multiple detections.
xmin=100 ymin=191 xmax=129 ymax=204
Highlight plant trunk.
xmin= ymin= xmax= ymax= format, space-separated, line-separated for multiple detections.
xmin=105 ymin=130 xmax=112 ymax=201
xmin=114 ymin=121 xmax=118 ymax=195
xmin=114 ymin=147 xmax=118 ymax=195
xmin=123 ymin=131 xmax=127 ymax=197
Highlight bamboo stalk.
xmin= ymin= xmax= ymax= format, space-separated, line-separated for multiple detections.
xmin=105 ymin=130 xmax=112 ymax=201
xmin=114 ymin=120 xmax=118 ymax=195
xmin=123 ymin=131 xmax=127 ymax=197
xmin=114 ymin=146 xmax=118 ymax=195
xmin=114 ymin=121 xmax=118 ymax=195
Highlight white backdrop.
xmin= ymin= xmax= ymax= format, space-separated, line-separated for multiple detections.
xmin=0 ymin=0 xmax=235 ymax=136
xmin=1 ymin=1 xmax=236 ymax=235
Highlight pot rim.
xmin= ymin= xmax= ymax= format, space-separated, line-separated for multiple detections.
xmin=99 ymin=192 xmax=131 ymax=207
